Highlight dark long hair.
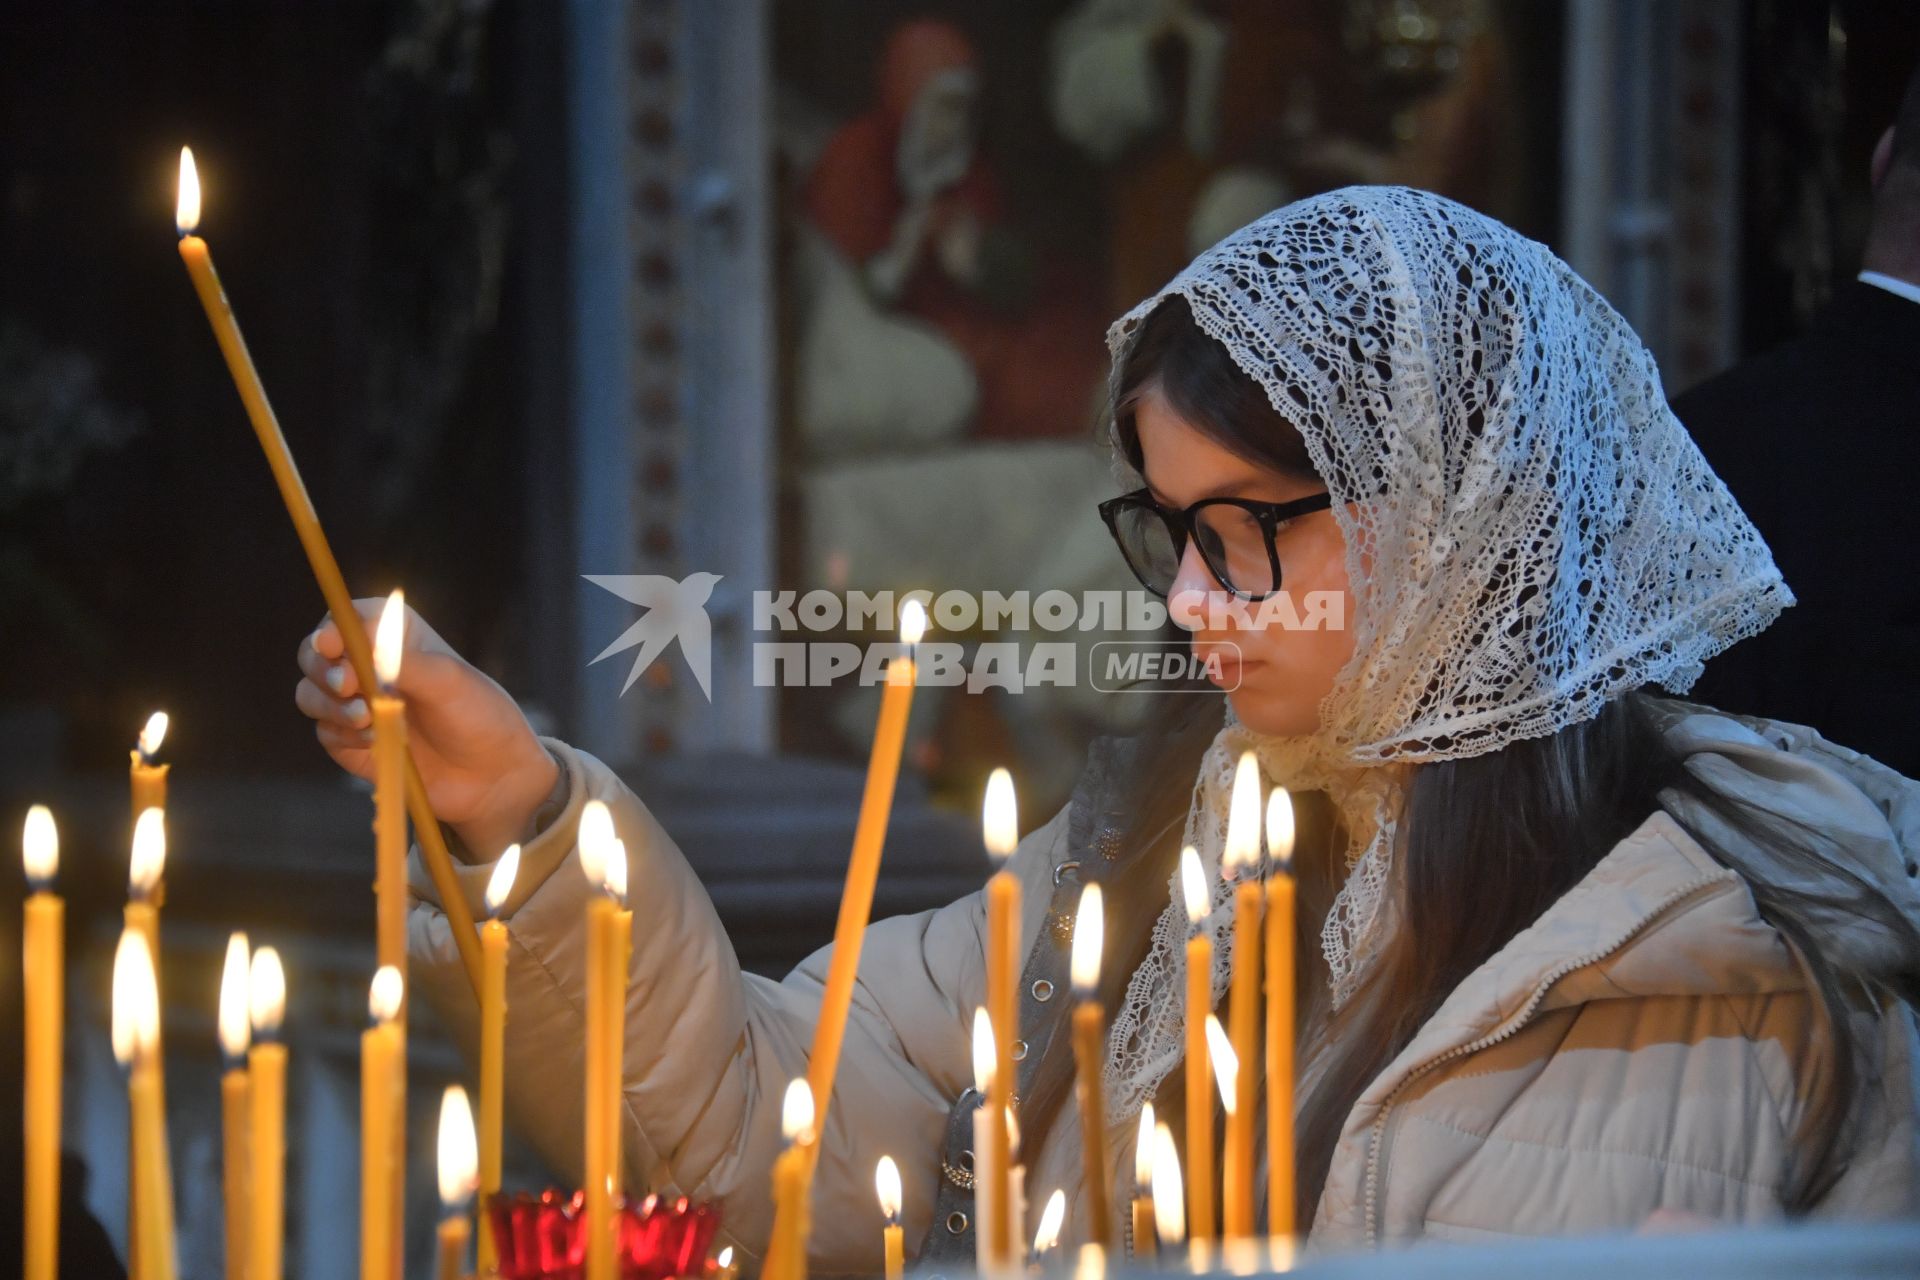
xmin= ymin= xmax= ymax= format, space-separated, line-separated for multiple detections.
xmin=1017 ymin=295 xmax=1920 ymax=1232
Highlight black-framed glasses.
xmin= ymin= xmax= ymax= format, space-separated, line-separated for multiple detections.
xmin=1097 ymin=487 xmax=1335 ymax=600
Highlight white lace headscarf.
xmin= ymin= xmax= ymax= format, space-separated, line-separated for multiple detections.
xmin=1097 ymin=186 xmax=1793 ymax=1127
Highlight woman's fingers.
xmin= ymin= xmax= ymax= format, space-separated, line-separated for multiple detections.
xmin=315 ymin=721 xmax=375 ymax=769
xmin=297 ymin=633 xmax=358 ymax=699
xmin=295 ymin=677 xmax=371 ymax=729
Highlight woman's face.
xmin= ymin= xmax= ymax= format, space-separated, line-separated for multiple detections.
xmin=1133 ymin=387 xmax=1356 ymax=736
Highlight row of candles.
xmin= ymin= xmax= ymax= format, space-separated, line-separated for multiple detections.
xmin=21 ymin=598 xmax=506 ymax=1280
xmin=762 ymin=747 xmax=1297 ymax=1279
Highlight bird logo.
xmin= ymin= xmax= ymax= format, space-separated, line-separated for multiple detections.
xmin=583 ymin=572 xmax=724 ymax=700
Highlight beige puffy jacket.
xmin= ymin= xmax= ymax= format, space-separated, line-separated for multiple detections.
xmin=405 ymin=703 xmax=1920 ymax=1272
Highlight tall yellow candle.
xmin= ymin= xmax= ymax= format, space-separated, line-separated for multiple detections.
xmin=369 ymin=593 xmax=411 ymax=1280
xmin=579 ymin=803 xmax=619 ymax=1280
xmin=1178 ymin=847 xmax=1214 ymax=1243
xmin=114 ymin=929 xmax=176 ymax=1280
xmin=875 ymin=1156 xmax=904 ymax=1280
xmin=361 ymin=967 xmax=404 ymax=1280
xmin=981 ymin=767 xmax=1021 ymax=1268
xmin=1263 ymin=789 xmax=1297 ymax=1239
xmin=437 ymin=1085 xmax=478 ymax=1280
xmin=247 ymin=948 xmax=287 ymax=1280
xmin=218 ymin=933 xmax=252 ymax=1280
xmin=1221 ymin=752 xmax=1263 ymax=1239
xmin=604 ymin=840 xmax=632 ymax=1204
xmin=803 ymin=604 xmax=925 ymax=1156
xmin=126 ymin=807 xmax=170 ymax=1280
xmin=371 ymin=592 xmax=410 ymax=978
xmin=1068 ymin=883 xmax=1114 ymax=1250
xmin=23 ymin=806 xmax=62 ymax=1280
xmin=172 ymin=147 xmax=483 ymax=997
xmin=1130 ymin=1104 xmax=1156 ymax=1261
xmin=767 ymin=1080 xmax=817 ymax=1280
xmin=478 ymin=845 xmax=520 ymax=1277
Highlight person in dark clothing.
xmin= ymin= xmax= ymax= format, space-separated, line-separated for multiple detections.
xmin=1672 ymin=66 xmax=1920 ymax=776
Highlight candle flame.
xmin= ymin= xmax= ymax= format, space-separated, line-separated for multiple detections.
xmin=1070 ymin=881 xmax=1104 ymax=995
xmin=970 ymin=1006 xmax=996 ymax=1093
xmin=1151 ymin=1123 xmax=1186 ymax=1246
xmin=175 ymin=148 xmax=200 ymax=234
xmin=875 ymin=1154 xmax=903 ymax=1222
xmin=1223 ymin=751 xmax=1262 ymax=875
xmin=138 ymin=710 xmax=170 ymax=760
xmin=899 ymin=598 xmax=927 ymax=646
xmin=368 ymin=965 xmax=404 ymax=1024
xmin=781 ymin=1078 xmax=816 ymax=1145
xmin=1203 ymin=1014 xmax=1238 ymax=1115
xmin=1032 ymin=1189 xmax=1067 ymax=1255
xmin=485 ymin=843 xmax=522 ymax=918
xmin=112 ymin=928 xmax=160 ymax=1067
xmin=1134 ymin=1101 xmax=1155 ymax=1190
xmin=129 ymin=807 xmax=167 ymax=899
xmin=1266 ymin=787 xmax=1296 ymax=870
xmin=1074 ymin=1243 xmax=1109 ymax=1280
xmin=605 ymin=837 xmax=628 ymax=905
xmin=982 ymin=767 xmax=1018 ymax=862
xmin=1179 ymin=846 xmax=1209 ymax=926
xmin=22 ymin=804 xmax=57 ymax=884
xmin=249 ymin=945 xmax=286 ymax=1036
xmin=718 ymin=1247 xmax=734 ymax=1269
xmin=437 ymin=1084 xmax=479 ymax=1209
xmin=374 ymin=590 xmax=407 ymax=689
xmin=219 ymin=932 xmax=252 ymax=1060
xmin=578 ymin=800 xmax=614 ymax=889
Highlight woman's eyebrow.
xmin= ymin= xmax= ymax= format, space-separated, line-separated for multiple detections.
xmin=1145 ymin=476 xmax=1276 ymax=506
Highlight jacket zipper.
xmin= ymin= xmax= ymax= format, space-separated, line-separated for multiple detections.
xmin=1360 ymin=869 xmax=1740 ymax=1244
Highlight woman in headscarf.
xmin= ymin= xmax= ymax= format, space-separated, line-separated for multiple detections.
xmin=296 ymin=188 xmax=1920 ymax=1266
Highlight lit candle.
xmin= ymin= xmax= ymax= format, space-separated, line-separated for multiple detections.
xmin=875 ymin=1156 xmax=904 ymax=1280
xmin=1150 ymin=1122 xmax=1185 ymax=1252
xmin=23 ymin=807 xmax=62 ymax=1280
xmin=1221 ymin=752 xmax=1263 ymax=1239
xmin=478 ymin=844 xmax=520 ymax=1277
xmin=437 ymin=1085 xmax=478 ymax=1280
xmin=372 ymin=591 xmax=410 ymax=977
xmin=1031 ymin=1190 xmax=1066 ymax=1264
xmin=1263 ymin=789 xmax=1297 ymax=1240
xmin=126 ymin=807 xmax=169 ymax=1280
xmin=247 ymin=947 xmax=287 ymax=1280
xmin=714 ymin=1245 xmax=738 ymax=1280
xmin=1130 ymin=1104 xmax=1156 ymax=1261
xmin=981 ymin=767 xmax=1020 ymax=1269
xmin=603 ymin=838 xmax=631 ymax=1207
xmin=803 ymin=603 xmax=925 ymax=1157
xmin=1178 ymin=846 xmax=1214 ymax=1243
xmin=766 ymin=1079 xmax=816 ymax=1280
xmin=1068 ymin=883 xmax=1115 ymax=1250
xmin=580 ymin=802 xmax=619 ymax=1280
xmin=131 ymin=711 xmax=169 ymax=851
xmin=173 ymin=147 xmax=484 ymax=996
xmin=1204 ymin=1015 xmax=1238 ymax=1120
xmin=970 ymin=1007 xmax=1001 ymax=1274
xmin=114 ymin=929 xmax=176 ymax=1280
xmin=361 ymin=967 xmax=405 ymax=1280
xmin=218 ymin=932 xmax=251 ymax=1280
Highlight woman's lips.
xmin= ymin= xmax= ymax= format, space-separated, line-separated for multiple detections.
xmin=1195 ymin=644 xmax=1260 ymax=688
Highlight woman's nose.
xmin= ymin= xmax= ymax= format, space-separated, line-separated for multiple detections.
xmin=1167 ymin=540 xmax=1226 ymax=632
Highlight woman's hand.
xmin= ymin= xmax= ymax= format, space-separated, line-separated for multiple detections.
xmin=295 ymin=598 xmax=559 ymax=859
